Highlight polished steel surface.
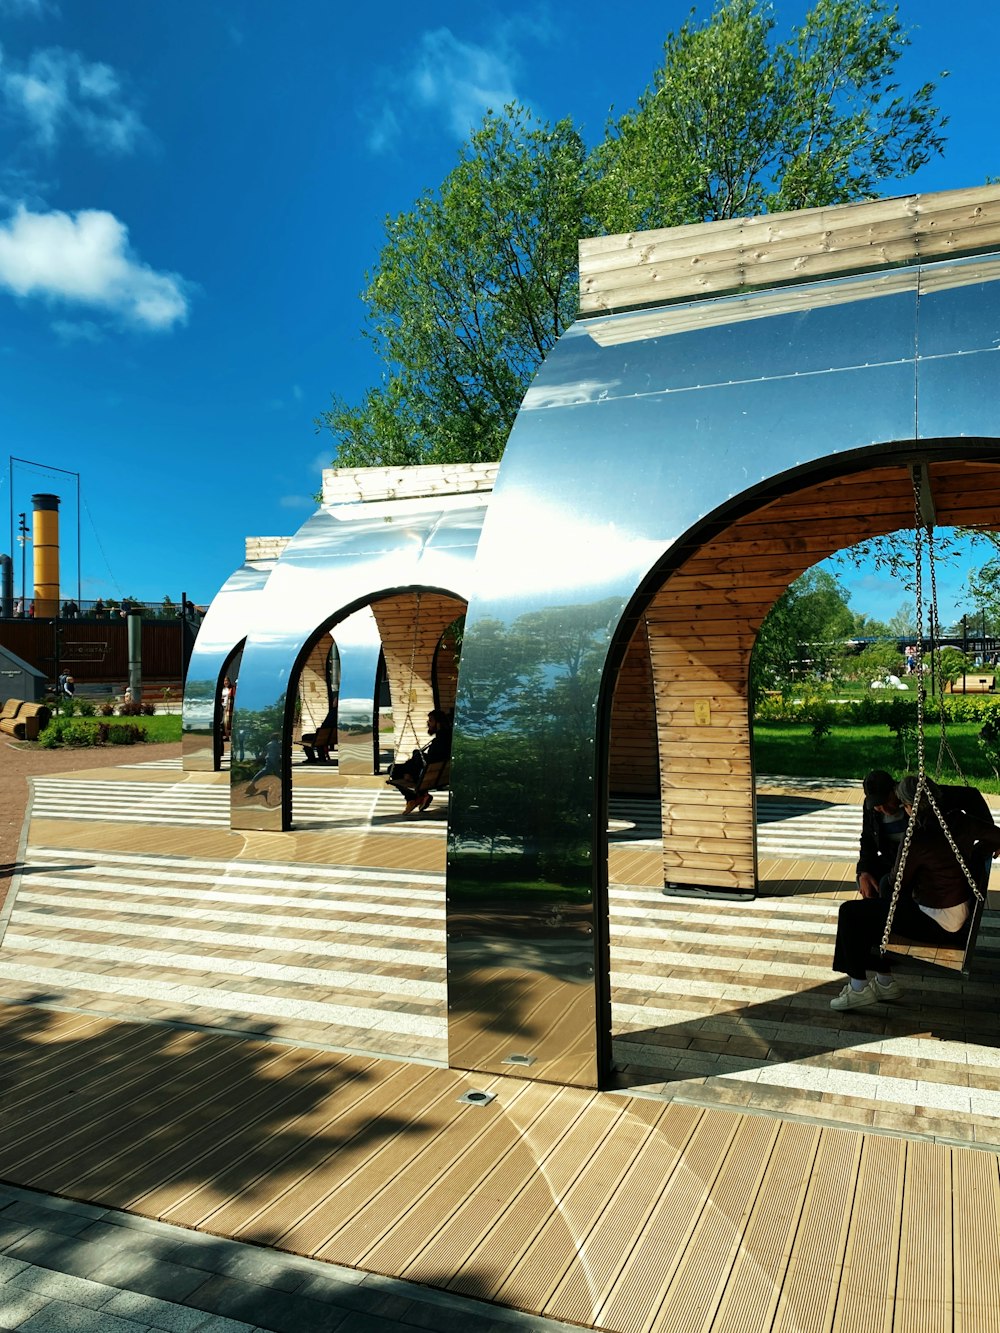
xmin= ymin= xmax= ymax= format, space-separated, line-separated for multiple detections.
xmin=447 ymin=255 xmax=1000 ymax=1089
xmin=230 ymin=494 xmax=487 ymax=832
xmin=182 ymin=560 xmax=274 ymax=771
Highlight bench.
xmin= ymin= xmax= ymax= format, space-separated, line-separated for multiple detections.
xmin=0 ymin=699 xmax=51 ymax=740
xmin=946 ymin=675 xmax=995 ymax=693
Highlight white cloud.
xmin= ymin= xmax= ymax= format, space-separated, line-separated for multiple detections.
xmin=367 ymin=26 xmax=525 ymax=151
xmin=0 ymin=205 xmax=190 ymax=331
xmin=0 ymin=43 xmax=144 ymax=152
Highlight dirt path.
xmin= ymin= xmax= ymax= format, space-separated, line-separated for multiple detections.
xmin=1 ymin=738 xmax=182 ymax=912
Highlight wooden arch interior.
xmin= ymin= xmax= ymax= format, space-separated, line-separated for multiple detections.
xmin=609 ymin=457 xmax=1000 ymax=894
xmin=370 ymin=592 xmax=465 ymax=761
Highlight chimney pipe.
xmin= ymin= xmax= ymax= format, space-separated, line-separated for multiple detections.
xmin=31 ymin=493 xmax=60 ymax=617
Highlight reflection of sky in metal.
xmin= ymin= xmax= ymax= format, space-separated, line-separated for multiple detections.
xmin=233 ymin=496 xmax=486 ymax=715
xmin=183 ymin=558 xmax=275 ymax=736
xmin=449 ymin=250 xmax=1000 ymax=1085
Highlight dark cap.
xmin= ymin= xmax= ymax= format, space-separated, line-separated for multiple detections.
xmin=863 ymin=769 xmax=896 ymax=804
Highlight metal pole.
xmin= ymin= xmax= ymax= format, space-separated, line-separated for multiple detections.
xmin=127 ymin=611 xmax=142 ymax=703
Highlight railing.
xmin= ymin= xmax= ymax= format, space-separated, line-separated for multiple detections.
xmin=1 ymin=598 xmax=203 ymax=622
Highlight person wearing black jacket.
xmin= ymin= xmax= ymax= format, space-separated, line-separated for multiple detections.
xmin=856 ymin=769 xmax=992 ymax=899
xmin=835 ymin=774 xmax=997 ymax=1010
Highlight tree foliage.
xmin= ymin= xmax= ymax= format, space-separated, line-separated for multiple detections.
xmin=320 ymin=0 xmax=946 ymax=469
xmin=320 ymin=108 xmax=589 ymax=467
xmin=593 ymin=0 xmax=947 ymax=231
xmin=751 ymin=568 xmax=855 ymax=701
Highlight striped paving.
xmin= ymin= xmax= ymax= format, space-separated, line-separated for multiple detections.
xmin=28 ymin=775 xmax=448 ymax=836
xmin=0 ymin=846 xmax=447 ymax=1062
xmin=5 ymin=765 xmax=1000 ymax=1150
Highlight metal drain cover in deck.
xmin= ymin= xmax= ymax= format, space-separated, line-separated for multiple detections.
xmin=458 ymin=1089 xmax=497 ymax=1106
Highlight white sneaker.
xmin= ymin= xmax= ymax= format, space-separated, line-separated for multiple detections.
xmin=830 ymin=981 xmax=877 ymax=1011
xmin=871 ymin=976 xmax=905 ymax=1002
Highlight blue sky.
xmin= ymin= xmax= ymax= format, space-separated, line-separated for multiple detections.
xmin=0 ymin=0 xmax=996 ymax=618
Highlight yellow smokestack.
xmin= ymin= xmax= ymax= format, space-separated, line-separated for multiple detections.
xmin=32 ymin=493 xmax=60 ymax=617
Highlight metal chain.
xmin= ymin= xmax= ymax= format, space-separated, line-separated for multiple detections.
xmin=878 ymin=473 xmax=983 ymax=955
xmin=401 ymin=591 xmax=423 ymax=751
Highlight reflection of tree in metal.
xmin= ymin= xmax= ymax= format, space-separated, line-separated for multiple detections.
xmin=454 ymin=597 xmax=622 ymax=876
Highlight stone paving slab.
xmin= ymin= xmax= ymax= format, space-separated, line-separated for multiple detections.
xmin=0 ymin=1182 xmax=580 ymax=1333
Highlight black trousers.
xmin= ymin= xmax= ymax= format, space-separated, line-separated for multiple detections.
xmin=832 ymin=895 xmax=967 ymax=980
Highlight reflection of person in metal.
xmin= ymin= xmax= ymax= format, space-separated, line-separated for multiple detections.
xmin=221 ymin=676 xmax=235 ymax=740
xmin=246 ymin=732 xmax=282 ymax=803
xmin=388 ymin=709 xmax=452 ymax=815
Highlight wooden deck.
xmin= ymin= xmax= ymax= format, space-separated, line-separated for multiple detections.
xmin=2 ymin=761 xmax=1000 ymax=1331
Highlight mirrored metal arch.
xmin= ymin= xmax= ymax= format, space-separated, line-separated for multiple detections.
xmin=182 ymin=558 xmax=276 ymax=771
xmin=447 ymin=250 xmax=1000 ymax=1090
xmin=231 ymin=493 xmax=488 ymax=831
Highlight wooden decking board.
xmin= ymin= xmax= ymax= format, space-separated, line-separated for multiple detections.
xmin=0 ymin=1009 xmax=153 ymax=1086
xmin=350 ymin=1082 xmax=558 ymax=1274
xmin=832 ymin=1133 xmax=906 ymax=1333
xmin=0 ymin=1031 xmax=258 ymax=1192
xmin=0 ymin=1025 xmax=231 ymax=1156
xmin=397 ymin=1087 xmax=592 ymax=1288
xmin=306 ymin=1073 xmax=520 ymax=1264
xmin=448 ymin=1095 xmax=628 ymax=1301
xmin=894 ymin=1141 xmax=950 ymax=1333
xmin=648 ymin=1114 xmax=782 ymax=1333
xmin=198 ymin=1059 xmax=435 ymax=1238
xmin=63 ymin=1042 xmax=332 ymax=1202
xmin=771 ymin=1128 xmax=864 ymax=1333
xmin=708 ymin=1120 xmax=822 ymax=1333
xmin=124 ymin=1048 xmax=356 ymax=1216
xmin=952 ymin=1150 xmax=1000 ymax=1333
xmin=543 ymin=1101 xmax=701 ymax=1324
xmin=492 ymin=1098 xmax=677 ymax=1314
xmin=590 ymin=1108 xmax=744 ymax=1331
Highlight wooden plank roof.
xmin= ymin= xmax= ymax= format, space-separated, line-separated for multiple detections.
xmin=579 ymin=183 xmax=1000 ymax=316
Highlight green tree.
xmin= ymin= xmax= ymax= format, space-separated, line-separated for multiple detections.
xmin=751 ymin=568 xmax=855 ymax=701
xmin=593 ymin=0 xmax=946 ymax=231
xmin=319 ymin=106 xmax=590 ymax=468
xmin=321 ymin=0 xmax=946 ymax=470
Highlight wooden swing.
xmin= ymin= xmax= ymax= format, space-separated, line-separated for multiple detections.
xmin=880 ymin=466 xmax=992 ymax=974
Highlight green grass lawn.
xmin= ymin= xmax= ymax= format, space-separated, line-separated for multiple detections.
xmin=753 ymin=720 xmax=1000 ymax=793
xmin=38 ymin=714 xmax=182 ymax=746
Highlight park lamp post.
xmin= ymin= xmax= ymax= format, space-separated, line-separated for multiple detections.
xmin=16 ymin=511 xmax=29 ymax=610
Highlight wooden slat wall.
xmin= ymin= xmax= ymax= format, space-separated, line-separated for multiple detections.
xmin=610 ymin=620 xmax=659 ymax=797
xmin=297 ymin=636 xmax=332 ymax=733
xmin=647 ymin=460 xmax=1000 ymax=892
xmin=579 ymin=183 xmax=1000 ymax=315
xmin=371 ymin=593 xmax=466 ymax=756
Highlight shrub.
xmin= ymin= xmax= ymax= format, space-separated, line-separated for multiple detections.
xmin=98 ymin=701 xmax=115 ymax=717
xmin=107 ymin=723 xmax=142 ymax=745
xmin=141 ymin=702 xmax=155 ymax=716
xmin=117 ymin=699 xmax=143 ymax=716
xmin=77 ymin=699 xmax=95 ymax=717
xmin=801 ymin=698 xmax=837 ymax=743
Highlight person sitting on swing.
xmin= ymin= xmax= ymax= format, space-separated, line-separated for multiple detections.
xmin=832 ymin=774 xmax=1000 ymax=1010
xmin=856 ymin=769 xmax=994 ymax=899
xmin=388 ymin=709 xmax=452 ymax=815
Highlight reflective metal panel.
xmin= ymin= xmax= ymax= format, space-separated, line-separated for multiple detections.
xmin=917 ymin=257 xmax=1000 ymax=438
xmin=449 ymin=274 xmax=924 ymax=1089
xmin=231 ymin=493 xmax=486 ymax=832
xmin=330 ymin=605 xmax=381 ymax=775
xmin=182 ymin=560 xmax=274 ymax=771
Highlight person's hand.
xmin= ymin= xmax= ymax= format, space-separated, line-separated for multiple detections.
xmin=857 ymin=873 xmax=879 ymax=899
